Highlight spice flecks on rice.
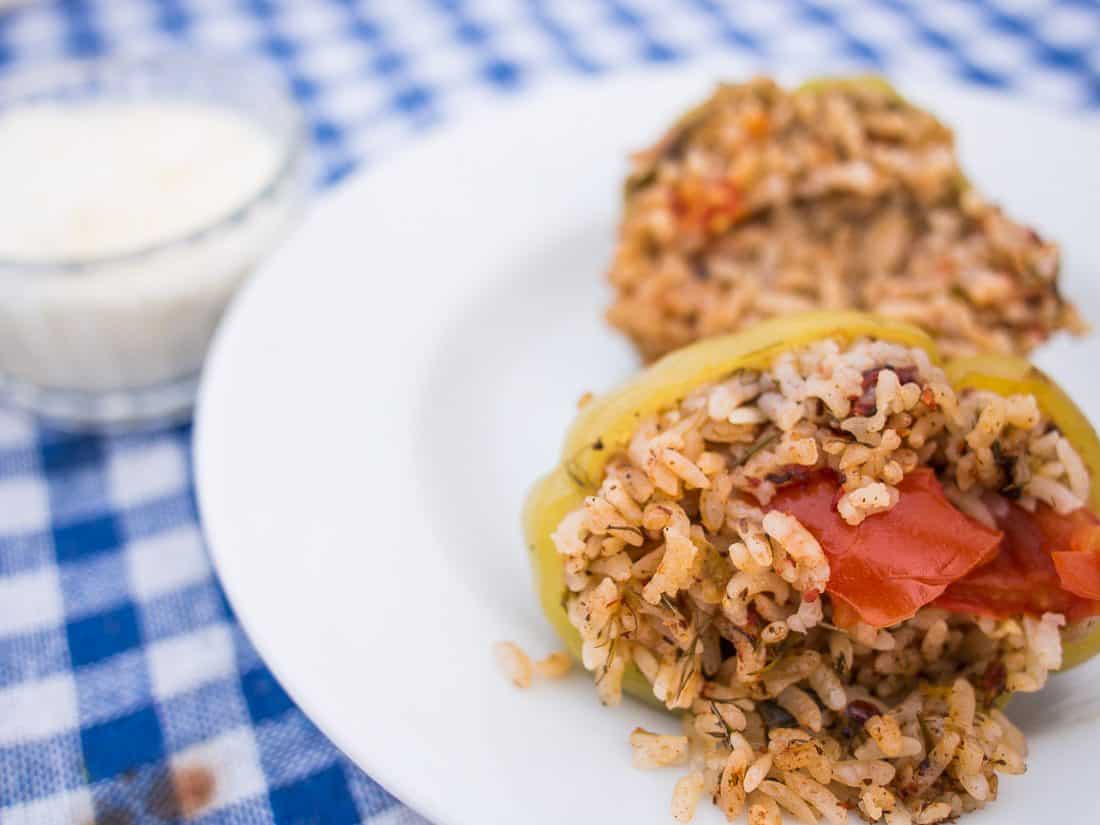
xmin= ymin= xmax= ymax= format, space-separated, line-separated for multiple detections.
xmin=607 ymin=78 xmax=1084 ymax=362
xmin=552 ymin=337 xmax=1090 ymax=823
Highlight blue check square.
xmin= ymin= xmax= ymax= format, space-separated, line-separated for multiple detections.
xmin=242 ymin=666 xmax=294 ymax=724
xmin=80 ymin=706 xmax=165 ymax=782
xmin=53 ymin=515 xmax=122 ymax=563
xmin=268 ymin=764 xmax=360 ymax=825
xmin=67 ymin=603 xmax=142 ymax=667
xmin=38 ymin=435 xmax=105 ymax=474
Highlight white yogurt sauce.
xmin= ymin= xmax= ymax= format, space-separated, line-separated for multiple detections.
xmin=0 ymin=102 xmax=281 ymax=260
xmin=0 ymin=99 xmax=302 ymax=419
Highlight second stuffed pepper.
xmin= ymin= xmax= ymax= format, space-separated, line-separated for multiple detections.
xmin=606 ymin=77 xmax=1084 ymax=362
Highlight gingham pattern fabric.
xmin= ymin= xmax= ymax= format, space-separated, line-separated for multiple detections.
xmin=0 ymin=1 xmax=1098 ymax=824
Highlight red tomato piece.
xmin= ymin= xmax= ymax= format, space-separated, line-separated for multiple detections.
xmin=1051 ymin=551 xmax=1100 ymax=600
xmin=937 ymin=499 xmax=1100 ymax=621
xmin=1038 ymin=505 xmax=1100 ymax=601
xmin=769 ymin=469 xmax=1003 ymax=628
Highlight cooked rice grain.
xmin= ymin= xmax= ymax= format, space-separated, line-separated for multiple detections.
xmin=493 ymin=642 xmax=533 ymax=689
xmin=670 ymin=771 xmax=705 ymax=822
xmin=534 ymin=650 xmax=573 ymax=679
xmin=631 ymin=728 xmax=691 ymax=769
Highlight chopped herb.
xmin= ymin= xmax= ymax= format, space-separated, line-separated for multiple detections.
xmin=606 ymin=524 xmax=644 ymax=539
xmin=594 ymin=636 xmax=619 ymax=686
xmin=735 ymin=428 xmax=779 ymax=468
xmin=674 ymin=655 xmax=695 ymax=702
xmin=757 ymin=634 xmax=794 ymax=673
xmin=709 ymin=700 xmax=736 ymax=741
xmin=660 ymin=593 xmax=685 ymax=621
xmin=619 ymin=598 xmax=638 ymax=630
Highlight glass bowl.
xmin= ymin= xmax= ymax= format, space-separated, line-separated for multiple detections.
xmin=0 ymin=52 xmax=308 ymax=430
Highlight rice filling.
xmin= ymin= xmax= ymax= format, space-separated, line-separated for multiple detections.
xmin=607 ymin=78 xmax=1084 ymax=362
xmin=552 ymin=337 xmax=1096 ymax=823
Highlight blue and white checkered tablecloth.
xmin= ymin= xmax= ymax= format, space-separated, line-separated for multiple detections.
xmin=1 ymin=1 xmax=1099 ymax=824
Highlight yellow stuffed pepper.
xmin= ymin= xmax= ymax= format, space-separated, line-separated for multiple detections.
xmin=606 ymin=76 xmax=1082 ymax=364
xmin=524 ymin=310 xmax=1100 ymax=822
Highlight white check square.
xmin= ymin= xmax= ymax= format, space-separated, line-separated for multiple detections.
xmin=147 ymin=623 xmax=235 ymax=699
xmin=125 ymin=526 xmax=209 ymax=602
xmin=0 ymin=475 xmax=50 ymax=535
xmin=0 ymin=672 xmax=78 ymax=746
xmin=0 ymin=565 xmax=63 ymax=637
xmin=1 ymin=786 xmax=94 ymax=825
xmin=106 ymin=441 xmax=187 ymax=509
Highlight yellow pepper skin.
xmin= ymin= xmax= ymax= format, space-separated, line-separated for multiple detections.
xmin=796 ymin=75 xmax=900 ymax=98
xmin=946 ymin=356 xmax=1100 ymax=669
xmin=524 ymin=311 xmax=1100 ymax=704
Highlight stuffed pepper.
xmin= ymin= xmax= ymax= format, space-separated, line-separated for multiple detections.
xmin=607 ymin=77 xmax=1084 ymax=362
xmin=524 ymin=310 xmax=1100 ymax=824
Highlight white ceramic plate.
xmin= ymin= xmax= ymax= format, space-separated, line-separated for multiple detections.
xmin=195 ymin=63 xmax=1100 ymax=825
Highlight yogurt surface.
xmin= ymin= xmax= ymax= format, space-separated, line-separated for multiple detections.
xmin=0 ymin=101 xmax=282 ymax=261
